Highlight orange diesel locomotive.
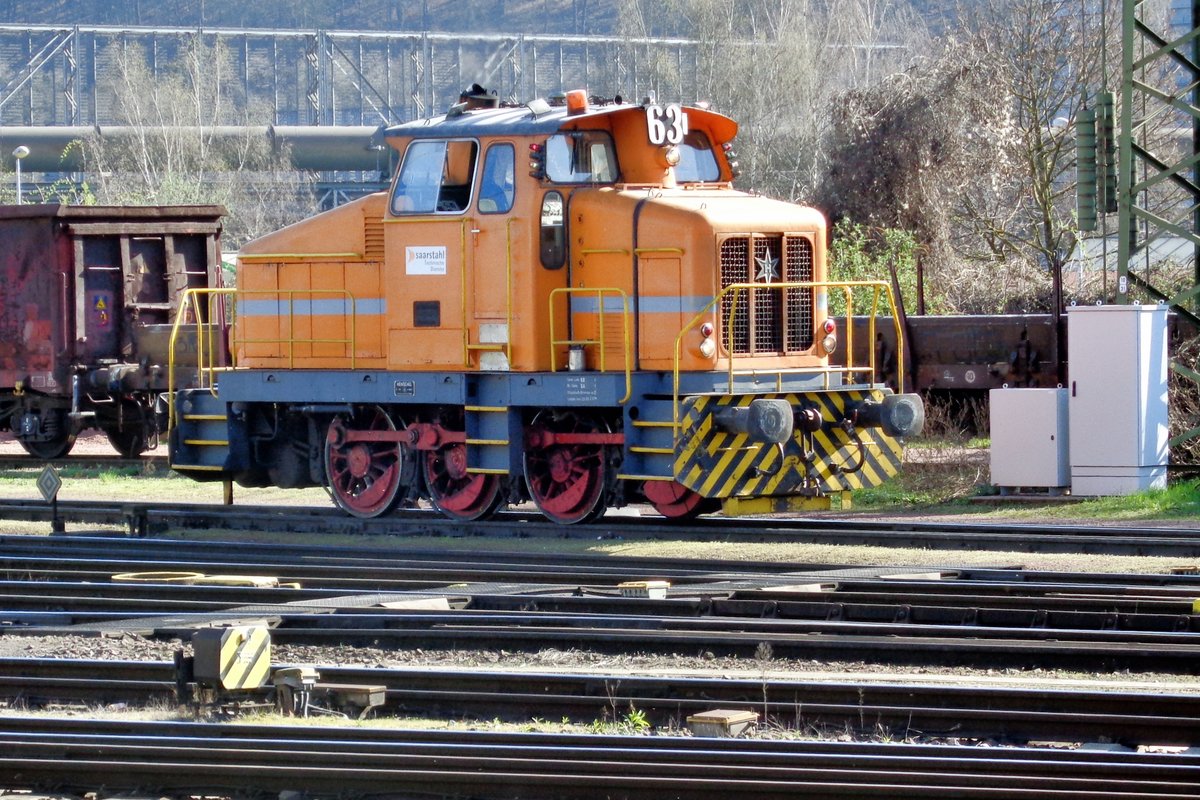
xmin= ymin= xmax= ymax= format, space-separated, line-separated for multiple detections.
xmin=168 ymin=89 xmax=924 ymax=523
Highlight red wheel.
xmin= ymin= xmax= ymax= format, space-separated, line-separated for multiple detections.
xmin=324 ymin=406 xmax=409 ymax=519
xmin=423 ymin=442 xmax=503 ymax=521
xmin=523 ymin=411 xmax=608 ymax=524
xmin=642 ymin=480 xmax=716 ymax=521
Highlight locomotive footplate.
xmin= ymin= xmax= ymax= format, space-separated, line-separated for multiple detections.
xmin=674 ymin=388 xmax=922 ymax=509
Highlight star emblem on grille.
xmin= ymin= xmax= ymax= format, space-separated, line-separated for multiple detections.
xmin=755 ymin=250 xmax=779 ymax=282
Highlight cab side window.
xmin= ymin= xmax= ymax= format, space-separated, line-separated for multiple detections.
xmin=391 ymin=139 xmax=479 ymax=215
xmin=539 ymin=191 xmax=566 ymax=269
xmin=478 ymin=143 xmax=515 ymax=214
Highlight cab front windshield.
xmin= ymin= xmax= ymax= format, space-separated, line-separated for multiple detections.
xmin=674 ymin=130 xmax=720 ymax=182
xmin=546 ymin=131 xmax=617 ymax=184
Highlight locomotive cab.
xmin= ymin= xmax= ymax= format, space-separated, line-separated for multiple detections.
xmin=171 ymin=89 xmax=922 ymax=523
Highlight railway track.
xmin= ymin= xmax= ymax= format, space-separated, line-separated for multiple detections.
xmin=2 ymin=496 xmax=1200 ymax=555
xmin=4 ymin=657 xmax=1200 ymax=747
xmin=3 ymin=518 xmax=1200 ymax=797
xmin=4 ymin=534 xmax=1200 ymax=671
xmin=1 ymin=716 xmax=1197 ymax=799
xmin=4 ymin=529 xmax=1200 ymax=594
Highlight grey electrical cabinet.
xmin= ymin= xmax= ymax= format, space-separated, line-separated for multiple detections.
xmin=990 ymin=388 xmax=1070 ymax=490
xmin=1067 ymin=305 xmax=1169 ymax=495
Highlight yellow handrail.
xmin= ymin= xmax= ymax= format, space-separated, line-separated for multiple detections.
xmin=238 ymin=252 xmax=360 ymax=261
xmin=168 ymin=288 xmax=235 ymax=431
xmin=671 ymin=279 xmax=905 ymax=427
xmin=167 ymin=286 xmax=360 ymax=431
xmin=548 ymin=287 xmax=633 ymax=404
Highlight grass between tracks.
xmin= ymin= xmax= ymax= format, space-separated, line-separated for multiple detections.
xmin=852 ymin=447 xmax=1200 ymax=523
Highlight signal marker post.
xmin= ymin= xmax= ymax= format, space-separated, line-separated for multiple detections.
xmin=37 ymin=465 xmax=64 ymax=533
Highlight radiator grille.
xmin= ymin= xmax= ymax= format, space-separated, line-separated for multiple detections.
xmin=719 ymin=235 xmax=814 ymax=355
xmin=785 ymin=236 xmax=814 ymax=351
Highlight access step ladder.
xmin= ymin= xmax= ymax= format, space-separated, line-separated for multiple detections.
xmin=465 ymin=404 xmax=520 ymax=476
xmin=621 ymin=395 xmax=679 ymax=481
xmin=169 ymin=387 xmax=234 ymax=476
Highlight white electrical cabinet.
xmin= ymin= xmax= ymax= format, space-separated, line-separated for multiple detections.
xmin=1067 ymin=305 xmax=1169 ymax=495
xmin=989 ymin=388 xmax=1070 ymax=490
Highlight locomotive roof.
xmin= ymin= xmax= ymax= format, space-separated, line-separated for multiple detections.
xmin=384 ymin=100 xmax=737 ymax=142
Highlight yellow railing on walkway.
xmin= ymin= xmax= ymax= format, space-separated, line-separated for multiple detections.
xmin=671 ymin=279 xmax=905 ymax=426
xmin=167 ymin=287 xmax=359 ymax=429
xmin=168 ymin=288 xmax=234 ymax=430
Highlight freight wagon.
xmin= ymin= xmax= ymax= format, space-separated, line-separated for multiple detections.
xmin=0 ymin=204 xmax=224 ymax=457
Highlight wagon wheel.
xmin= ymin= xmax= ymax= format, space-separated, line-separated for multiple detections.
xmin=17 ymin=409 xmax=76 ymax=460
xmin=19 ymin=433 xmax=76 ymax=460
xmin=324 ymin=406 xmax=410 ymax=519
xmin=105 ymin=426 xmax=149 ymax=458
xmin=422 ymin=442 xmax=503 ymax=521
xmin=642 ymin=480 xmax=718 ymax=521
xmin=523 ymin=410 xmax=609 ymax=525
xmin=103 ymin=401 xmax=154 ymax=457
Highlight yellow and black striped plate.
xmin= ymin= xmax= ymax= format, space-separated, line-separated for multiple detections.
xmin=674 ymin=389 xmax=905 ymax=499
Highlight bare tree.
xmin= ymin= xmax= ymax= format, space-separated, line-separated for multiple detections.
xmin=81 ymin=35 xmax=318 ymax=248
xmin=815 ymin=0 xmax=1129 ymax=313
xmin=952 ymin=0 xmax=1107 ymax=305
xmin=673 ymin=0 xmax=929 ymax=202
xmin=817 ymin=40 xmax=1017 ymax=311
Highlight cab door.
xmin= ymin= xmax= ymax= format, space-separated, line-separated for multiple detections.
xmin=469 ymin=142 xmax=517 ymax=370
xmin=385 ymin=139 xmax=478 ymax=369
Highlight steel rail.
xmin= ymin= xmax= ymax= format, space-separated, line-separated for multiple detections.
xmin=6 ymin=578 xmax=1200 ymax=636
xmin=10 ymin=529 xmax=1200 ymax=598
xmin=119 ymin=612 xmax=1200 ymax=672
xmin=0 ymin=531 xmax=840 ymax=576
xmin=7 ymin=556 xmax=1200 ymax=623
xmin=3 ymin=497 xmax=1200 ymax=555
xmin=4 ymin=658 xmax=1200 ymax=746
xmin=7 ymin=533 xmax=1200 ymax=594
xmin=0 ymin=549 xmax=763 ymax=588
xmin=0 ymin=455 xmax=167 ymax=472
xmin=2 ymin=534 xmax=1199 ymax=600
xmin=6 ymin=576 xmax=1200 ymax=635
xmin=8 ymin=603 xmax=1200 ymax=671
xmin=1 ymin=717 xmax=1199 ymax=799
